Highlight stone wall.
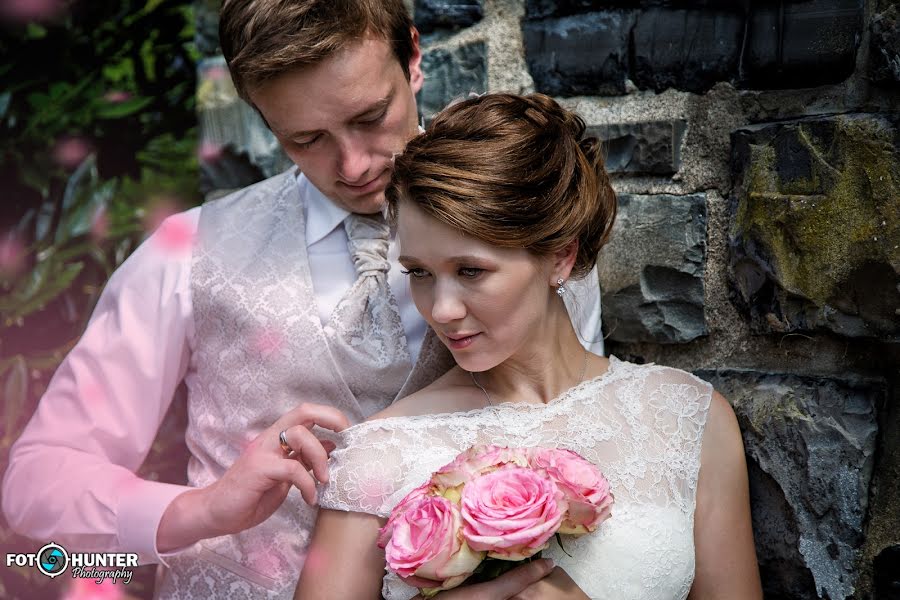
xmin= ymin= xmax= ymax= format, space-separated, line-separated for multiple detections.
xmin=194 ymin=0 xmax=900 ymax=597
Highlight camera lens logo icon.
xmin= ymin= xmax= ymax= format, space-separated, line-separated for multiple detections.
xmin=37 ymin=542 xmax=68 ymax=578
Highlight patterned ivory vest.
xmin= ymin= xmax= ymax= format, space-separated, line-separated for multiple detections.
xmin=153 ymin=171 xmax=454 ymax=599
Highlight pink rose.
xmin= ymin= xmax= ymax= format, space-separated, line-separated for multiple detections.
xmin=529 ymin=448 xmax=614 ymax=535
xmin=382 ymin=495 xmax=484 ymax=593
xmin=378 ymin=482 xmax=432 ymax=549
xmin=432 ymin=445 xmax=529 ymax=491
xmin=461 ymin=466 xmax=567 ymax=560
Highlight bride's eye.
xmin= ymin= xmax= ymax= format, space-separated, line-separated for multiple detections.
xmin=459 ymin=267 xmax=483 ymax=278
xmin=400 ymin=268 xmax=429 ymax=279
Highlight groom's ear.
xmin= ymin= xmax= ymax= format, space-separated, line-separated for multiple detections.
xmin=408 ymin=27 xmax=424 ymax=94
xmin=549 ymin=240 xmax=579 ymax=285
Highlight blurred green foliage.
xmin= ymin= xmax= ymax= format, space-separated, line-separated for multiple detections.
xmin=0 ymin=1 xmax=199 ymax=598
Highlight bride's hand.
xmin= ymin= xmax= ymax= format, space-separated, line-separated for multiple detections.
xmin=517 ymin=566 xmax=590 ymax=599
xmin=410 ymin=559 xmax=556 ymax=600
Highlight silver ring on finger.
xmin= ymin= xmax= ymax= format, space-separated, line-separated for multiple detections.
xmin=278 ymin=430 xmax=294 ymax=455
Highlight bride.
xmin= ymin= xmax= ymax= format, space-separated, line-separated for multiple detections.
xmin=294 ymin=93 xmax=762 ymax=599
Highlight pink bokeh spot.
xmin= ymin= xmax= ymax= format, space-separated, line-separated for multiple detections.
xmin=52 ymin=136 xmax=93 ymax=170
xmin=79 ymin=378 xmax=108 ymax=409
xmin=0 ymin=0 xmax=68 ymax=23
xmin=103 ymin=90 xmax=132 ymax=103
xmin=197 ymin=141 xmax=223 ymax=163
xmin=0 ymin=234 xmax=26 ymax=277
xmin=90 ymin=207 xmax=110 ymax=243
xmin=250 ymin=327 xmax=286 ymax=358
xmin=204 ymin=65 xmax=229 ymax=81
xmin=246 ymin=539 xmax=282 ymax=575
xmin=145 ymin=202 xmax=194 ymax=255
xmin=61 ymin=578 xmax=125 ymax=600
xmin=300 ymin=546 xmax=328 ymax=576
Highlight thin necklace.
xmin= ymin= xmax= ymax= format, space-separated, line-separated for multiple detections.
xmin=469 ymin=347 xmax=589 ymax=407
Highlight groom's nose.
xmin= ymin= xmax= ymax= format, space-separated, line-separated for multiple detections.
xmin=336 ymin=134 xmax=373 ymax=183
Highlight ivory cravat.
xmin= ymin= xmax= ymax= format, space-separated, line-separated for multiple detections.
xmin=324 ymin=213 xmax=412 ymax=410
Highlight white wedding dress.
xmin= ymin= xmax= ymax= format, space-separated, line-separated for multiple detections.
xmin=319 ymin=357 xmax=712 ymax=599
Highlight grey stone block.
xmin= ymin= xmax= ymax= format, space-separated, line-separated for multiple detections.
xmin=742 ymin=0 xmax=864 ymax=89
xmin=597 ymin=193 xmax=707 ymax=344
xmin=631 ymin=9 xmax=743 ymax=93
xmin=696 ymin=369 xmax=881 ymax=600
xmin=870 ymin=6 xmax=900 ymax=86
xmin=418 ymin=41 xmax=487 ymax=119
xmin=525 ymin=0 xmax=741 ymax=19
xmin=586 ymin=120 xmax=686 ymax=175
xmin=523 ymin=11 xmax=636 ymax=97
xmin=728 ymin=114 xmax=900 ymax=340
xmin=415 ymin=0 xmax=484 ymax=33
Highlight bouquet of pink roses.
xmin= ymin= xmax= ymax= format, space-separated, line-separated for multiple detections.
xmin=377 ymin=444 xmax=614 ymax=598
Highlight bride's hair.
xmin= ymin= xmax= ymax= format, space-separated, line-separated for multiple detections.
xmin=386 ymin=93 xmax=616 ymax=279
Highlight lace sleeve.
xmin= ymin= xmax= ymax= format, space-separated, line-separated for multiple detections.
xmin=317 ymin=418 xmax=463 ymax=517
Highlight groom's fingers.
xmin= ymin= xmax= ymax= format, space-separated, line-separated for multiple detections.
xmin=274 ymin=402 xmax=351 ymax=434
xmin=278 ymin=425 xmax=332 ymax=484
xmin=264 ymin=459 xmax=319 ymax=506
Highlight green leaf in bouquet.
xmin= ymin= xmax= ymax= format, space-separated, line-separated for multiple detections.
xmin=555 ymin=532 xmax=573 ymax=557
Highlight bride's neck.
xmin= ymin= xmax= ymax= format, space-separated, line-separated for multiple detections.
xmin=477 ymin=302 xmax=588 ymax=405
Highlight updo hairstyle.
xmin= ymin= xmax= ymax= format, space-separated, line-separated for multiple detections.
xmin=386 ymin=93 xmax=617 ymax=279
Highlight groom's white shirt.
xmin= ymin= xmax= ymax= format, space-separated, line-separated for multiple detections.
xmin=1 ymin=173 xmax=602 ymax=569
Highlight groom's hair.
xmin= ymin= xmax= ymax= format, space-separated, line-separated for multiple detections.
xmin=219 ymin=0 xmax=415 ymax=102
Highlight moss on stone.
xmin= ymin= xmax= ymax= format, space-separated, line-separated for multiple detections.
xmin=734 ymin=116 xmax=900 ymax=308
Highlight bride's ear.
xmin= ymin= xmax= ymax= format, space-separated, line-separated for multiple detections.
xmin=549 ymin=240 xmax=578 ymax=286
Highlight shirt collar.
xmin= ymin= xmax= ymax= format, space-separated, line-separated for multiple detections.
xmin=297 ymin=172 xmax=350 ymax=246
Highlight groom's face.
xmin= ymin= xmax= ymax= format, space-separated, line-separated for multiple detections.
xmin=250 ymin=34 xmax=424 ymax=215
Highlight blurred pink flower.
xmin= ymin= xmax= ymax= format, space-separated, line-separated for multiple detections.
xmin=61 ymin=578 xmax=124 ymax=600
xmin=0 ymin=0 xmax=68 ymax=23
xmin=52 ymin=136 xmax=93 ymax=170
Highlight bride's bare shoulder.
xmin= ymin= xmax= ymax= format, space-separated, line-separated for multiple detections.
xmin=368 ymin=367 xmax=485 ymax=421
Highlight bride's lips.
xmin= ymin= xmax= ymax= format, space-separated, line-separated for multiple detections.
xmin=444 ymin=332 xmax=480 ymax=350
xmin=339 ymin=170 xmax=388 ymax=196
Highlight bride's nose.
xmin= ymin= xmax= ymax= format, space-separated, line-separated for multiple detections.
xmin=430 ymin=282 xmax=467 ymax=324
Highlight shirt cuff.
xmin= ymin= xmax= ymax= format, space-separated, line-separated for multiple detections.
xmin=116 ymin=478 xmax=194 ymax=567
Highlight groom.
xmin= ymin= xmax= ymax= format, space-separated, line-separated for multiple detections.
xmin=2 ymin=1 xmax=602 ymax=598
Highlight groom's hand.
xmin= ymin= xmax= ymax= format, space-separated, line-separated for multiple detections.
xmin=157 ymin=403 xmax=350 ymax=552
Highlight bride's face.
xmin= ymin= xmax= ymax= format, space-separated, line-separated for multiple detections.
xmin=397 ymin=199 xmax=556 ymax=371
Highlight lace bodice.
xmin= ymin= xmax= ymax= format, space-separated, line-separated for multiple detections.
xmin=319 ymin=357 xmax=713 ymax=599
